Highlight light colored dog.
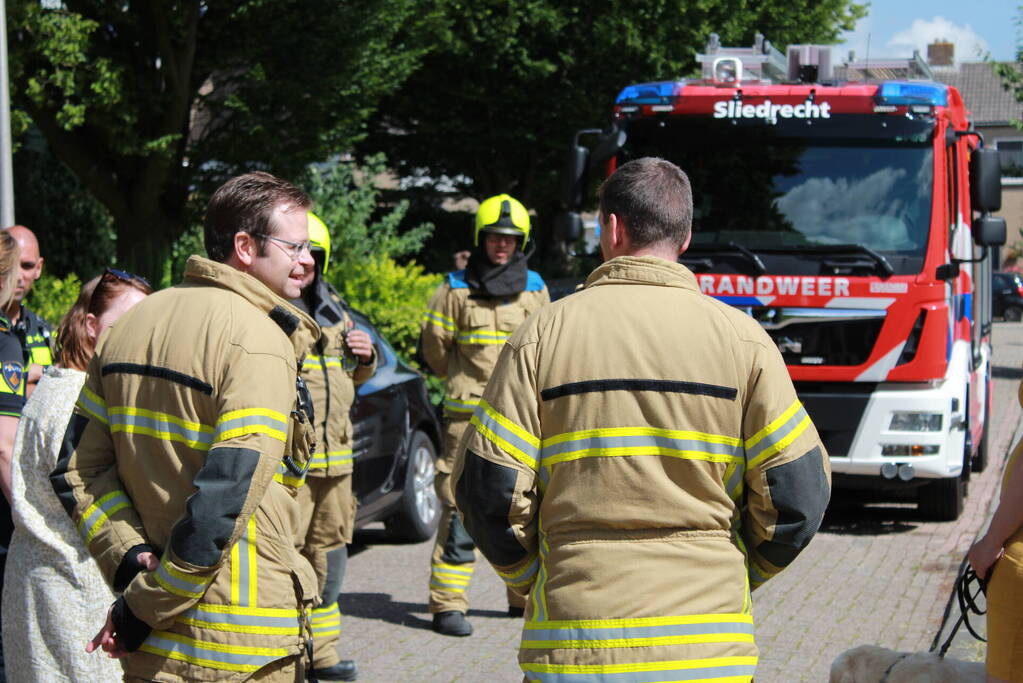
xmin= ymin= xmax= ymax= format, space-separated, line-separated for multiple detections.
xmin=829 ymin=645 xmax=985 ymax=683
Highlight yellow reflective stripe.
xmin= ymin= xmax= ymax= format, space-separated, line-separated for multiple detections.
xmin=422 ymin=309 xmax=457 ymax=332
xmin=77 ymin=386 xmax=108 ymax=425
xmin=444 ymin=396 xmax=479 ymax=413
xmin=524 ymin=614 xmax=754 ymax=630
xmin=247 ymin=516 xmax=257 ymax=606
xmin=540 ymin=426 xmax=742 ymax=469
xmin=29 ymin=345 xmax=52 ymax=365
xmin=215 ymin=408 xmax=288 ymax=444
xmin=140 ymin=630 xmax=289 ymax=673
xmin=109 ymin=406 xmax=214 ymax=450
xmin=521 ymin=633 xmax=756 ymax=649
xmin=78 ymin=490 xmax=132 ymax=543
xmin=176 ymin=618 xmax=299 ymax=636
xmin=273 ymin=470 xmax=306 ymax=488
xmin=308 ymin=450 xmax=354 ymax=469
xmin=521 ymin=656 xmax=758 ymax=675
xmin=747 ymin=414 xmax=811 ymax=469
xmin=470 ymin=399 xmax=540 ymax=470
xmin=457 ymin=330 xmax=510 ymax=345
xmin=303 ymin=355 xmax=344 ymax=370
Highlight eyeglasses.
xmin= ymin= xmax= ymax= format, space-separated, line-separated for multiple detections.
xmin=102 ymin=268 xmax=152 ymax=290
xmin=255 ymin=233 xmax=312 ymax=261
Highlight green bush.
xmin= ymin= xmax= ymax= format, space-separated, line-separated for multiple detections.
xmin=24 ymin=272 xmax=83 ymax=327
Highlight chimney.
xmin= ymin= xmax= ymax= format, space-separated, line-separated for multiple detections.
xmin=928 ymin=40 xmax=954 ymax=66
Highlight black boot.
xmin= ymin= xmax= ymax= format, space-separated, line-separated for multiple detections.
xmin=311 ymin=660 xmax=357 ymax=681
xmin=432 ymin=610 xmax=473 ymax=636
xmin=507 ymin=605 xmax=525 ymax=618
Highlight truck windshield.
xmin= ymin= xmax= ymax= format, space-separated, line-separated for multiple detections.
xmin=618 ymin=114 xmax=935 ymax=276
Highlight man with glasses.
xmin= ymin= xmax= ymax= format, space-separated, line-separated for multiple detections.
xmin=3 ymin=225 xmax=53 ymax=398
xmin=53 ymin=172 xmax=323 ymax=682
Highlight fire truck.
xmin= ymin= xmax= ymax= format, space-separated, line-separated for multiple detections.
xmin=561 ymin=34 xmax=1006 ymax=520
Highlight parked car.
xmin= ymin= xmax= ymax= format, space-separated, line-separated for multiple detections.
xmin=347 ymin=308 xmax=442 ymax=542
xmin=992 ymin=271 xmax=1023 ymax=321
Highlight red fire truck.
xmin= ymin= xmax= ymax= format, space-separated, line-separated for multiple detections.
xmin=562 ymin=35 xmax=1006 ymax=520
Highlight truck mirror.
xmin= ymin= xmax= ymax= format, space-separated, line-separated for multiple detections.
xmin=590 ymin=126 xmax=627 ymax=172
xmin=969 ymin=148 xmax=1002 ymax=213
xmin=973 ymin=215 xmax=1006 ymax=247
xmin=562 ymin=146 xmax=589 ymax=209
xmin=555 ymin=212 xmax=584 ymax=244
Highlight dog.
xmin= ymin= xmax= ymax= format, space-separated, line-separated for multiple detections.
xmin=829 ymin=644 xmax=985 ymax=682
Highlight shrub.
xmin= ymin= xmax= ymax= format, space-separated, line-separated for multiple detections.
xmin=24 ymin=272 xmax=83 ymax=327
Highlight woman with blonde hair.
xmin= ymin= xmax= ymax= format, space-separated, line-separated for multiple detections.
xmin=2 ymin=268 xmax=151 ymax=682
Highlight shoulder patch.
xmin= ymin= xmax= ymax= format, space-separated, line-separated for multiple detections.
xmin=2 ymin=362 xmax=22 ymax=393
xmin=447 ymin=270 xmax=469 ymax=289
xmin=525 ymin=270 xmax=546 ymax=292
xmin=269 ymin=305 xmax=299 ymax=336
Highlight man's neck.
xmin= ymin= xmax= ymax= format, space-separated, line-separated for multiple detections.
xmin=5 ymin=302 xmax=21 ymax=324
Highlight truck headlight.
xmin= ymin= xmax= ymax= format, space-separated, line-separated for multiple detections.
xmin=888 ymin=412 xmax=942 ymax=432
xmin=881 ymin=444 xmax=940 ymax=457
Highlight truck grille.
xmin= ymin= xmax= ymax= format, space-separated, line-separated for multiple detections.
xmin=752 ymin=308 xmax=886 ymax=366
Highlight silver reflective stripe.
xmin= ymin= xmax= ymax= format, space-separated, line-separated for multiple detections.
xmin=141 ymin=632 xmax=287 ymax=671
xmin=541 ymin=433 xmax=742 ymax=465
xmin=180 ymin=606 xmax=300 ymax=631
xmin=213 ymin=414 xmax=288 ymax=442
xmin=523 ymin=618 xmax=754 ymax=645
xmin=745 ymin=405 xmax=809 ymax=462
xmin=108 ymin=411 xmax=213 ymax=449
xmin=521 ymin=661 xmax=757 ymax=683
xmin=155 ymin=563 xmax=211 ymax=598
xmin=472 ymin=406 xmax=540 ymax=464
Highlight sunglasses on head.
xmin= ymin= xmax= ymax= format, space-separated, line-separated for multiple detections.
xmin=102 ymin=268 xmax=151 ymax=290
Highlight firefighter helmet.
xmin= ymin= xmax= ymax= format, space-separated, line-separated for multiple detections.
xmin=474 ymin=194 xmax=530 ymax=248
xmin=307 ymin=212 xmax=331 ymax=274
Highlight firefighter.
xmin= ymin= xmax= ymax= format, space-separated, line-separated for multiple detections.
xmin=420 ymin=194 xmax=549 ymax=636
xmin=453 ymin=157 xmax=831 ymax=682
xmin=52 ymin=172 xmax=322 ymax=682
xmin=291 ymin=212 xmax=376 ymax=681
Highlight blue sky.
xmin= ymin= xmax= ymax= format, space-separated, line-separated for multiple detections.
xmin=833 ymin=1 xmax=1020 ymax=63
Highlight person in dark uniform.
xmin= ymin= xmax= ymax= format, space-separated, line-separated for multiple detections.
xmin=0 ymin=230 xmax=26 ymax=682
xmin=4 ymin=226 xmax=52 ymax=398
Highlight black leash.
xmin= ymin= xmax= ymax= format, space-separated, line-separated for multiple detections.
xmin=929 ymin=558 xmax=988 ymax=657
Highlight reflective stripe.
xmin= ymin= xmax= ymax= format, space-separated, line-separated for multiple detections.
xmin=231 ymin=516 xmax=258 ymax=606
xmin=497 ymin=557 xmax=539 ymax=588
xmin=77 ymin=386 xmax=108 ymax=425
xmin=177 ymin=604 xmax=301 ymax=636
xmin=29 ymin=344 xmax=53 ymax=366
xmin=214 ymin=408 xmax=288 ymax=443
xmin=531 ymin=526 xmax=550 ymax=622
xmin=457 ymin=330 xmax=509 ymax=345
xmin=430 ymin=562 xmax=474 ymax=593
xmin=723 ymin=460 xmax=745 ymax=502
xmin=303 ymin=355 xmax=343 ymax=371
xmin=520 ymin=656 xmax=757 ymax=682
xmin=308 ymin=450 xmax=354 ymax=469
xmin=744 ymin=400 xmax=811 ymax=468
xmin=470 ymin=399 xmax=540 ymax=470
xmin=444 ymin=396 xmax=479 ymax=414
xmin=540 ymin=427 xmax=742 ymax=468
xmin=273 ymin=464 xmax=306 ymax=488
xmin=311 ymin=603 xmax=341 ymax=638
xmin=521 ymin=614 xmax=754 ymax=650
xmin=109 ymin=407 xmax=213 ymax=450
xmin=422 ymin=309 xmax=457 ymax=332
xmin=77 ymin=490 xmax=132 ymax=543
xmin=140 ymin=631 xmax=290 ymax=674
xmin=154 ymin=562 xmax=213 ymax=599
xmin=748 ymin=558 xmax=772 ymax=588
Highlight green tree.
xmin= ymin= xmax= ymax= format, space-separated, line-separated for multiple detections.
xmin=363 ymin=0 xmax=866 ymax=267
xmin=993 ymin=6 xmax=1023 ymax=126
xmin=8 ymin=1 xmax=437 ymax=282
xmin=309 ymin=155 xmax=439 ymax=363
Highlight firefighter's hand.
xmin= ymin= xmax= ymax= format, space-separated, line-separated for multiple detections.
xmin=137 ymin=551 xmax=158 ymax=571
xmin=86 ymin=605 xmax=128 ymax=659
xmin=346 ymin=328 xmax=374 ymax=364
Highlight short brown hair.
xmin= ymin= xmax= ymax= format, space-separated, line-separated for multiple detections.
xmin=55 ymin=270 xmax=153 ymax=371
xmin=203 ymin=172 xmax=311 ymax=262
xmin=597 ymin=157 xmax=693 ymax=250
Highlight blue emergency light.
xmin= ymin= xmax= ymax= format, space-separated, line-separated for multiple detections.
xmin=615 ymin=81 xmax=684 ymax=105
xmin=876 ymin=82 xmax=948 ymax=107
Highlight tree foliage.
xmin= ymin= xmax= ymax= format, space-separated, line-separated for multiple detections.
xmin=363 ymin=0 xmax=866 ymax=268
xmin=993 ymin=5 xmax=1023 ymax=129
xmin=8 ymin=0 xmax=437 ymax=282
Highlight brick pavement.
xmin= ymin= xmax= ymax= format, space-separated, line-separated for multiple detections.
xmin=337 ymin=322 xmax=1023 ymax=682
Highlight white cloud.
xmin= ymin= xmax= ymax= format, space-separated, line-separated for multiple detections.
xmin=886 ymin=17 xmax=990 ymax=62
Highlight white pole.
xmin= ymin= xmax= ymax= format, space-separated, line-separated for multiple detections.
xmin=0 ymin=0 xmax=14 ymax=227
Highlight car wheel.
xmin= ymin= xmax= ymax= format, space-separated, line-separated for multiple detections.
xmin=971 ymin=420 xmax=989 ymax=473
xmin=384 ymin=430 xmax=440 ymax=543
xmin=917 ymin=475 xmax=964 ymax=521
xmin=1006 ymin=306 xmax=1023 ymax=322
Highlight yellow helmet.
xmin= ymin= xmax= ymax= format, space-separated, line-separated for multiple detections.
xmin=474 ymin=194 xmax=530 ymax=248
xmin=307 ymin=212 xmax=331 ymax=274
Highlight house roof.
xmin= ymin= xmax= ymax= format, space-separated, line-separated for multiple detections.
xmin=930 ymin=62 xmax=1022 ymax=125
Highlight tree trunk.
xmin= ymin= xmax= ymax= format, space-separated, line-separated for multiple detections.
xmin=114 ymin=212 xmax=177 ymax=286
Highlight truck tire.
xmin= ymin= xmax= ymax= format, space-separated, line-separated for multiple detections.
xmin=917 ymin=475 xmax=964 ymax=521
xmin=385 ymin=430 xmax=440 ymax=543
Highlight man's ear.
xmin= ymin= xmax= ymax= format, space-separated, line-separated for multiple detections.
xmin=608 ymin=212 xmax=628 ymax=251
xmin=233 ymin=232 xmax=256 ymax=266
xmin=35 ymin=257 xmax=44 ymax=279
xmin=679 ymin=231 xmax=692 ymax=255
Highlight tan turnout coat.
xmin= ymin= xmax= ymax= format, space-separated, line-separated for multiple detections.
xmin=53 ymin=256 xmax=321 ymax=682
xmin=454 ymin=256 xmax=831 ymax=683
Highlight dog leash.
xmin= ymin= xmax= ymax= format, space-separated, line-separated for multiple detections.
xmin=929 ymin=558 xmax=987 ymax=657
